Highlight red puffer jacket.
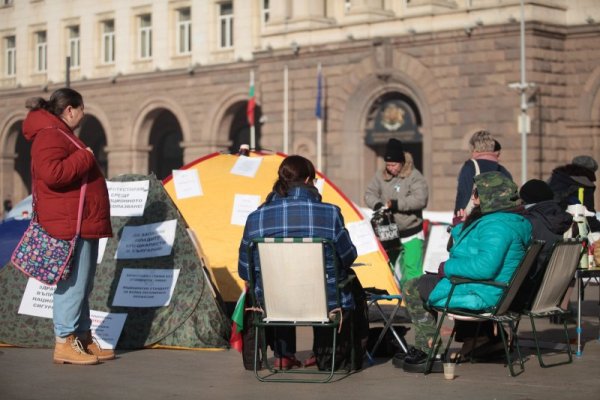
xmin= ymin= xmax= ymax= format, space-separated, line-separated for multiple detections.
xmin=22 ymin=109 xmax=112 ymax=240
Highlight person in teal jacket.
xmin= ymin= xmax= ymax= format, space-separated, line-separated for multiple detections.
xmin=400 ymin=171 xmax=532 ymax=372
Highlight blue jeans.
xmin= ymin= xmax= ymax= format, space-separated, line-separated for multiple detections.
xmin=53 ymin=238 xmax=98 ymax=338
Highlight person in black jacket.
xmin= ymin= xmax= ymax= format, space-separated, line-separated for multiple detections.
xmin=547 ymin=155 xmax=599 ymax=232
xmin=511 ymin=179 xmax=573 ymax=311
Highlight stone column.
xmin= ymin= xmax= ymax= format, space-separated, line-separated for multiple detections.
xmin=181 ymin=140 xmax=226 ymax=163
xmin=105 ymin=145 xmax=151 ymax=178
xmin=267 ymin=0 xmax=331 ymax=31
xmin=0 ymin=152 xmax=17 ymax=207
xmin=346 ymin=0 xmax=394 ymax=22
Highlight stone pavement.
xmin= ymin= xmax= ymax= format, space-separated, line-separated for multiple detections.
xmin=1 ymin=286 xmax=599 ymax=400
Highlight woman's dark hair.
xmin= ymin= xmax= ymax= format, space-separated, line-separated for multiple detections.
xmin=272 ymin=155 xmax=316 ymax=197
xmin=25 ymin=88 xmax=83 ymax=117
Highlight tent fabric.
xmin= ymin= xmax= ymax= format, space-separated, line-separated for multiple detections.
xmin=0 ymin=219 xmax=29 ymax=268
xmin=163 ymin=152 xmax=398 ymax=303
xmin=0 ymin=174 xmax=230 ymax=349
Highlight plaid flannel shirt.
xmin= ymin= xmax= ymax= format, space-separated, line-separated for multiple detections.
xmin=238 ymin=186 xmax=357 ymax=310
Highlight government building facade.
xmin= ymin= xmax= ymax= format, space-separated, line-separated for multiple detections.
xmin=1 ymin=0 xmax=599 ymax=209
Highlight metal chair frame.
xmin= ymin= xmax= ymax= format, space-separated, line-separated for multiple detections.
xmin=424 ymin=240 xmax=544 ymax=377
xmin=247 ymin=237 xmax=354 ymax=383
xmin=519 ymin=238 xmax=584 ymax=367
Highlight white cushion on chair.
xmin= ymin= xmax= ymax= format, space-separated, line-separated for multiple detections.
xmin=258 ymin=242 xmax=329 ymax=323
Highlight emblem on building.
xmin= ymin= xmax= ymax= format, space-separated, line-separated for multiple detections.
xmin=381 ymin=103 xmax=405 ymax=131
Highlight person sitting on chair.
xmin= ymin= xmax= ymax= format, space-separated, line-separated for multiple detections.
xmin=400 ymin=171 xmax=532 ymax=372
xmin=510 ymin=179 xmax=573 ymax=312
xmin=238 ymin=155 xmax=364 ymax=370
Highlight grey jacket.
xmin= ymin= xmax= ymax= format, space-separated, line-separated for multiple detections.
xmin=364 ymin=161 xmax=429 ymax=237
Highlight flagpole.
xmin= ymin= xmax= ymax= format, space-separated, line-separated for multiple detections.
xmin=316 ymin=63 xmax=322 ymax=171
xmin=283 ymin=64 xmax=289 ymax=154
xmin=249 ymin=70 xmax=256 ymax=149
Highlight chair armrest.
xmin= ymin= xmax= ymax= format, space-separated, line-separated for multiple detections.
xmin=449 ymin=276 xmax=509 ymax=289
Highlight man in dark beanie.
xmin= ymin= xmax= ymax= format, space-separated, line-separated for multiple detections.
xmin=519 ymin=179 xmax=555 ymax=205
xmin=365 ymin=138 xmax=428 ymax=289
xmin=511 ymin=179 xmax=573 ymax=312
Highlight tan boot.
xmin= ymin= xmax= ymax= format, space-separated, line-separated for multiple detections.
xmin=53 ymin=334 xmax=99 ymax=365
xmin=79 ymin=331 xmax=115 ymax=361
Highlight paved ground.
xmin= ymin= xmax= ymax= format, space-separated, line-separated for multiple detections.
xmin=1 ymin=285 xmax=599 ymax=400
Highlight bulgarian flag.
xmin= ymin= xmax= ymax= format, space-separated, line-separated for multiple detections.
xmin=229 ymin=288 xmax=247 ymax=352
xmin=247 ymin=70 xmax=255 ymax=127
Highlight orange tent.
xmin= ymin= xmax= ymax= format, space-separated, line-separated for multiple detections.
xmin=163 ymin=152 xmax=398 ymax=302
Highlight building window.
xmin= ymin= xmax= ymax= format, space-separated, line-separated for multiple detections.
xmin=5 ymin=36 xmax=16 ymax=77
xmin=262 ymin=0 xmax=270 ymax=25
xmin=219 ymin=2 xmax=233 ymax=49
xmin=177 ymin=8 xmax=191 ymax=55
xmin=139 ymin=14 xmax=152 ymax=59
xmin=35 ymin=31 xmax=47 ymax=73
xmin=2 ymin=0 xmax=14 ymax=6
xmin=101 ymin=20 xmax=115 ymax=64
xmin=68 ymin=26 xmax=80 ymax=68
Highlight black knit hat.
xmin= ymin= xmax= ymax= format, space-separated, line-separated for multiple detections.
xmin=384 ymin=139 xmax=405 ymax=163
xmin=519 ymin=179 xmax=555 ymax=205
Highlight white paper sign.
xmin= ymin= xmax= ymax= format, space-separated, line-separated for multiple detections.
xmin=230 ymin=156 xmax=263 ymax=178
xmin=172 ymin=169 xmax=203 ymax=199
xmin=314 ymin=178 xmax=325 ymax=195
xmin=107 ymin=180 xmax=150 ymax=217
xmin=115 ymin=220 xmax=177 ymax=259
xmin=18 ymin=278 xmax=56 ymax=318
xmin=230 ymin=194 xmax=261 ymax=226
xmin=423 ymin=224 xmax=451 ymax=273
xmin=346 ymin=220 xmax=379 ymax=256
xmin=97 ymin=237 xmax=108 ymax=264
xmin=112 ymin=268 xmax=181 ymax=307
xmin=90 ymin=311 xmax=127 ymax=350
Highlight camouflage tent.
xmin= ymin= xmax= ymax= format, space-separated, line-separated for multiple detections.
xmin=0 ymin=174 xmax=230 ymax=349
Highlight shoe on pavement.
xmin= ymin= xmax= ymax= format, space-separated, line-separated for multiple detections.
xmin=273 ymin=356 xmax=302 ymax=370
xmin=402 ymin=348 xmax=442 ymax=373
xmin=392 ymin=346 xmax=416 ymax=369
xmin=79 ymin=330 xmax=115 ymax=361
xmin=53 ymin=334 xmax=99 ymax=365
xmin=303 ymin=354 xmax=317 ymax=368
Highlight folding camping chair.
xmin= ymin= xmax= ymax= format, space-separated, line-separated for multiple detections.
xmin=519 ymin=238 xmax=584 ymax=368
xmin=424 ymin=240 xmax=544 ymax=377
xmin=364 ymin=288 xmax=409 ymax=364
xmin=247 ymin=237 xmax=354 ymax=383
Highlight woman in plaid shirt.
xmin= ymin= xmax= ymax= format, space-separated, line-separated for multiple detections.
xmin=238 ymin=155 xmax=359 ymax=370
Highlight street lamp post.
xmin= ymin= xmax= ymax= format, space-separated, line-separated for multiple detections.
xmin=519 ymin=0 xmax=527 ymax=184
xmin=509 ymin=0 xmax=533 ymax=184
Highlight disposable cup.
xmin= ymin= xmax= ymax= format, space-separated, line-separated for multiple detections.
xmin=443 ymin=362 xmax=455 ymax=380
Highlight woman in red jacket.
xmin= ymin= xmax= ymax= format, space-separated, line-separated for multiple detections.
xmin=23 ymin=88 xmax=113 ymax=365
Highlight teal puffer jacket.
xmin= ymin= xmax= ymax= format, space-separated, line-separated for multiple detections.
xmin=428 ymin=212 xmax=532 ymax=310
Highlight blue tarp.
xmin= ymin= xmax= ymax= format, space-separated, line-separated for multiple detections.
xmin=0 ymin=219 xmax=29 ymax=268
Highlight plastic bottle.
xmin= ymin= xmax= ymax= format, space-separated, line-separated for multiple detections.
xmin=588 ymin=242 xmax=595 ymax=269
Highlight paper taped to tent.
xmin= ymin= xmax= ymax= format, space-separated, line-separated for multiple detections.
xmin=0 ymin=174 xmax=230 ymax=349
xmin=163 ymin=151 xmax=398 ymax=303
